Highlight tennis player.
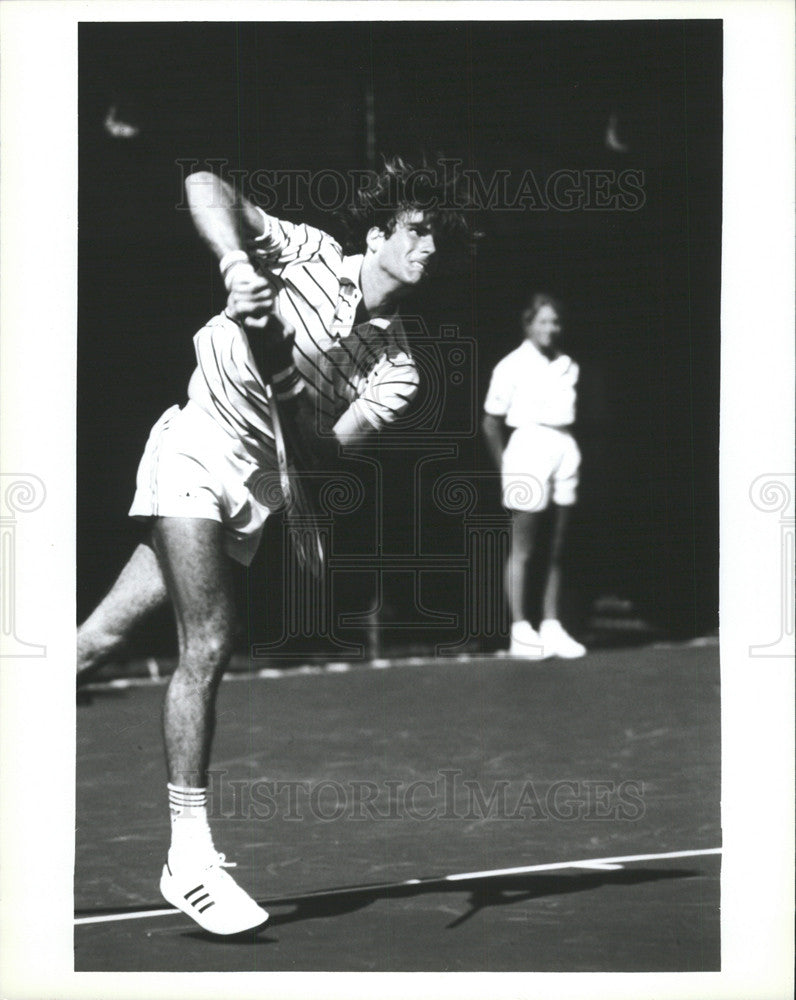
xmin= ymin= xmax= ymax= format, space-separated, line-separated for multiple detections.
xmin=77 ymin=158 xmax=475 ymax=934
xmin=482 ymin=293 xmax=587 ymax=660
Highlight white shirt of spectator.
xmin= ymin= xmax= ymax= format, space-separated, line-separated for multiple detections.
xmin=483 ymin=339 xmax=579 ymax=429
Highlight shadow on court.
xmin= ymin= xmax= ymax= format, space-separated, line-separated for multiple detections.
xmin=80 ymin=864 xmax=699 ymax=928
xmin=254 ymin=866 xmax=700 ymax=931
xmin=75 ymin=643 xmax=720 ymax=971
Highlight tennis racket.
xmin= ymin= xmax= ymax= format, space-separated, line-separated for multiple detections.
xmin=264 ymin=380 xmax=326 ymax=580
xmin=244 ymin=305 xmax=325 ymax=579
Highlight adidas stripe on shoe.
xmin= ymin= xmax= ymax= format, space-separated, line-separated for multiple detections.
xmin=160 ymin=853 xmax=269 ymax=936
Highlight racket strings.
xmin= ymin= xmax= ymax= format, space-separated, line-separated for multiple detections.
xmin=265 ymin=383 xmax=327 ymax=579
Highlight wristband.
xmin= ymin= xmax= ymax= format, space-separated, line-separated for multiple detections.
xmin=272 ymin=364 xmax=305 ymax=401
xmin=254 ymin=316 xmax=299 ymax=388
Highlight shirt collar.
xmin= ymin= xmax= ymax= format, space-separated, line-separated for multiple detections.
xmin=339 ymin=254 xmax=364 ymax=288
xmin=339 ymin=254 xmax=395 ymax=331
xmin=522 ymin=339 xmax=571 ymax=371
xmin=521 ymin=339 xmax=547 ymax=362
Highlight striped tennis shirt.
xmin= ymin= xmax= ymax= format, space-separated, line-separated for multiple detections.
xmin=187 ymin=208 xmax=420 ymax=463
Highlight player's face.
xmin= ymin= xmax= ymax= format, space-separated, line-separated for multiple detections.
xmin=525 ymin=304 xmax=562 ymax=352
xmin=376 ymin=210 xmax=437 ymax=287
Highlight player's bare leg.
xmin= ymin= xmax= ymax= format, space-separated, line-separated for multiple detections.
xmin=150 ymin=515 xmax=268 ymax=934
xmin=77 ymin=541 xmax=169 ymax=683
xmin=539 ymin=504 xmax=585 ymax=658
xmin=150 ymin=516 xmax=235 ymax=788
xmin=507 ymin=511 xmax=544 ymax=656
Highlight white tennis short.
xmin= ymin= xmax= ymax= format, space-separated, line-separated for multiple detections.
xmin=501 ymin=424 xmax=581 ymax=512
xmin=128 ymin=401 xmax=273 ymax=566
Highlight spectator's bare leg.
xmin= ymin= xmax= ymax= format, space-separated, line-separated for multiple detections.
xmin=541 ymin=504 xmax=570 ymax=621
xmin=506 ymin=510 xmax=539 ymax=623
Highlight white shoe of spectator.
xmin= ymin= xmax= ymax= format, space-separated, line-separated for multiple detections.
xmin=509 ymin=620 xmax=548 ymax=658
xmin=539 ymin=619 xmax=586 ymax=659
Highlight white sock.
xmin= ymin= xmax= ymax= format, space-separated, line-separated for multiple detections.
xmin=167 ymin=783 xmax=216 ymax=869
xmin=511 ymin=620 xmax=535 ymax=635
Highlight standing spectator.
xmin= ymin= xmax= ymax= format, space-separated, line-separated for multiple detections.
xmin=482 ymin=294 xmax=586 ymax=659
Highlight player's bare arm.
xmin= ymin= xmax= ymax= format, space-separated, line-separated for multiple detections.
xmin=185 ymin=175 xmax=369 ymax=452
xmin=330 ymin=404 xmax=382 ymax=449
xmin=184 ymin=171 xmax=265 ymax=256
xmin=184 ymin=172 xmax=274 ymax=329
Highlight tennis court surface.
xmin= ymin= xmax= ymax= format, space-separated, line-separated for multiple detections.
xmin=75 ymin=641 xmax=720 ymax=971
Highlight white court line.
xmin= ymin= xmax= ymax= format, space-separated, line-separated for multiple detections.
xmin=78 ymin=636 xmax=719 ymax=692
xmin=74 ymin=846 xmax=721 ymax=927
xmin=443 ymin=847 xmax=722 ymax=881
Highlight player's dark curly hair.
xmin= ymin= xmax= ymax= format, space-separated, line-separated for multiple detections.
xmin=339 ymin=156 xmax=482 ymax=261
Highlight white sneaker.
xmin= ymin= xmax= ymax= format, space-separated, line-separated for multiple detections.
xmin=539 ymin=619 xmax=586 ymax=659
xmin=509 ymin=620 xmax=547 ymax=658
xmin=160 ymin=852 xmax=269 ymax=935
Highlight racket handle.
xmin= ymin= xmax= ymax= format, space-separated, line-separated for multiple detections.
xmin=265 ymin=383 xmax=292 ymax=508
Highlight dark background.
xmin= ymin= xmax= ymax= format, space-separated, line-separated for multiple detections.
xmin=78 ymin=20 xmax=722 ymax=654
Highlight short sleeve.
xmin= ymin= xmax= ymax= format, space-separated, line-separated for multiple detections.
xmin=483 ymin=356 xmax=515 ymax=417
xmin=351 ymin=353 xmax=420 ymax=430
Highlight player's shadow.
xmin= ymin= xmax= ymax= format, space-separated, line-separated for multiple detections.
xmin=181 ymin=865 xmax=702 ymax=943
